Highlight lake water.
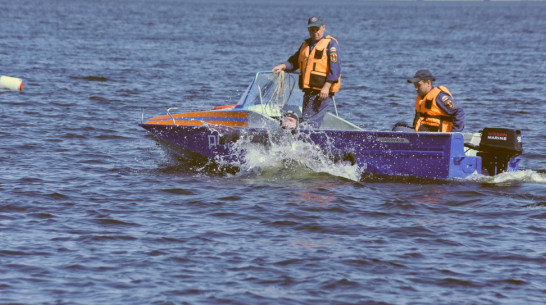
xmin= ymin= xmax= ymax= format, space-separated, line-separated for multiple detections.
xmin=1 ymin=0 xmax=545 ymax=304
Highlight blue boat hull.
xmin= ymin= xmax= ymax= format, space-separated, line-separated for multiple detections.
xmin=140 ymin=124 xmax=520 ymax=180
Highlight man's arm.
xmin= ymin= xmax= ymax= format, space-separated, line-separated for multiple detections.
xmin=319 ymin=39 xmax=341 ymax=100
xmin=273 ymin=47 xmax=301 ymax=73
xmin=436 ymin=93 xmax=465 ymax=132
xmin=326 ymin=39 xmax=341 ymax=83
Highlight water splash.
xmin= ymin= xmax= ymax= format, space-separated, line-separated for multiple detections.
xmin=230 ymin=132 xmax=362 ymax=182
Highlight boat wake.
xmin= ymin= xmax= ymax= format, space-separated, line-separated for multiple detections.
xmin=464 ymin=169 xmax=546 ymax=184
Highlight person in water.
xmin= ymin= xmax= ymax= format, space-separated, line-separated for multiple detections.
xmin=272 ymin=16 xmax=341 ymax=129
xmin=280 ymin=111 xmax=299 ymax=131
xmin=394 ymin=70 xmax=465 ymax=132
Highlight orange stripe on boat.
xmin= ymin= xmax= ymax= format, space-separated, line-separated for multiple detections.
xmin=212 ymin=104 xmax=236 ymax=110
xmin=148 ymin=111 xmax=248 ymax=121
xmin=144 ymin=120 xmax=205 ymax=126
xmin=144 ymin=120 xmax=248 ymax=127
xmin=143 ymin=110 xmax=249 ymax=127
xmin=144 ymin=110 xmax=249 ymax=127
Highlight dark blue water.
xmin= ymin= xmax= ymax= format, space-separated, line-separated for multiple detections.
xmin=1 ymin=0 xmax=545 ymax=304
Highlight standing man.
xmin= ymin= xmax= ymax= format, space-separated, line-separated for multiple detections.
xmin=406 ymin=70 xmax=465 ymax=132
xmin=272 ymin=16 xmax=341 ymax=129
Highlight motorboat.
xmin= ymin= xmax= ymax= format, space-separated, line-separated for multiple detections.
xmin=140 ymin=72 xmax=523 ymax=180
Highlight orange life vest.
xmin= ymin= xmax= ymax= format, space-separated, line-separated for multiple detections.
xmin=414 ymin=86 xmax=454 ymax=132
xmin=297 ymin=35 xmax=340 ymax=93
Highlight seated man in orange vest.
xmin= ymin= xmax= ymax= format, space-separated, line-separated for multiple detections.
xmin=394 ymin=70 xmax=465 ymax=132
xmin=272 ymin=16 xmax=341 ymax=129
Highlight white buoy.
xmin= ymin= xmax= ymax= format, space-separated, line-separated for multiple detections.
xmin=0 ymin=76 xmax=23 ymax=91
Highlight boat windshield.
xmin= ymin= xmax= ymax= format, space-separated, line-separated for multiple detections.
xmin=234 ymin=72 xmax=302 ymax=115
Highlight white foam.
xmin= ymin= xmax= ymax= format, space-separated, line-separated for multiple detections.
xmin=492 ymin=170 xmax=546 ymax=184
xmin=231 ymin=132 xmax=362 ymax=181
xmin=465 ymin=169 xmax=546 ymax=184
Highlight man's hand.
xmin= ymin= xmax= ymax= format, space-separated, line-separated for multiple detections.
xmin=319 ymin=82 xmax=332 ymax=100
xmin=272 ymin=64 xmax=286 ymax=73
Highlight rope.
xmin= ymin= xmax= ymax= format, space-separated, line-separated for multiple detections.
xmin=268 ymin=71 xmax=287 ymax=109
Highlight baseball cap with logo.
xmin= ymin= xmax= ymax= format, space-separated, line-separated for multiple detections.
xmin=407 ymin=70 xmax=436 ymax=83
xmin=307 ymin=16 xmax=324 ymax=28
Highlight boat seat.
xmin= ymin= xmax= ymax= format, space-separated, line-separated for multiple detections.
xmin=320 ymin=112 xmax=362 ymax=131
xmin=463 ymin=132 xmax=481 ymax=146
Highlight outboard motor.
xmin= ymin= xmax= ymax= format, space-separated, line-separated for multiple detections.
xmin=477 ymin=128 xmax=523 ymax=175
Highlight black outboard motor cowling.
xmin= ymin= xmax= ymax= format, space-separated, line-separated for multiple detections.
xmin=477 ymin=128 xmax=523 ymax=175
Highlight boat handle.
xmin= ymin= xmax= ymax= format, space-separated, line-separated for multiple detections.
xmin=167 ymin=107 xmax=178 ymax=125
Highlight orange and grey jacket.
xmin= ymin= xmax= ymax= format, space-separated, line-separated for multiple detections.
xmin=414 ymin=86 xmax=465 ymax=132
xmin=284 ymin=35 xmax=341 ymax=93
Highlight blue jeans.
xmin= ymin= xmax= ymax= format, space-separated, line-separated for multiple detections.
xmin=302 ymin=92 xmax=331 ymax=129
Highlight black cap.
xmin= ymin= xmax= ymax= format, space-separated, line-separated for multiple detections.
xmin=407 ymin=70 xmax=436 ymax=83
xmin=307 ymin=16 xmax=324 ymax=28
xmin=283 ymin=111 xmax=299 ymax=121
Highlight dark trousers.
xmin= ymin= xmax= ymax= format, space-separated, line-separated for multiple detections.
xmin=302 ymin=92 xmax=331 ymax=129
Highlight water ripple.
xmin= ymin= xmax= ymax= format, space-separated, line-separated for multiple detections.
xmin=1 ymin=1 xmax=545 ymax=304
